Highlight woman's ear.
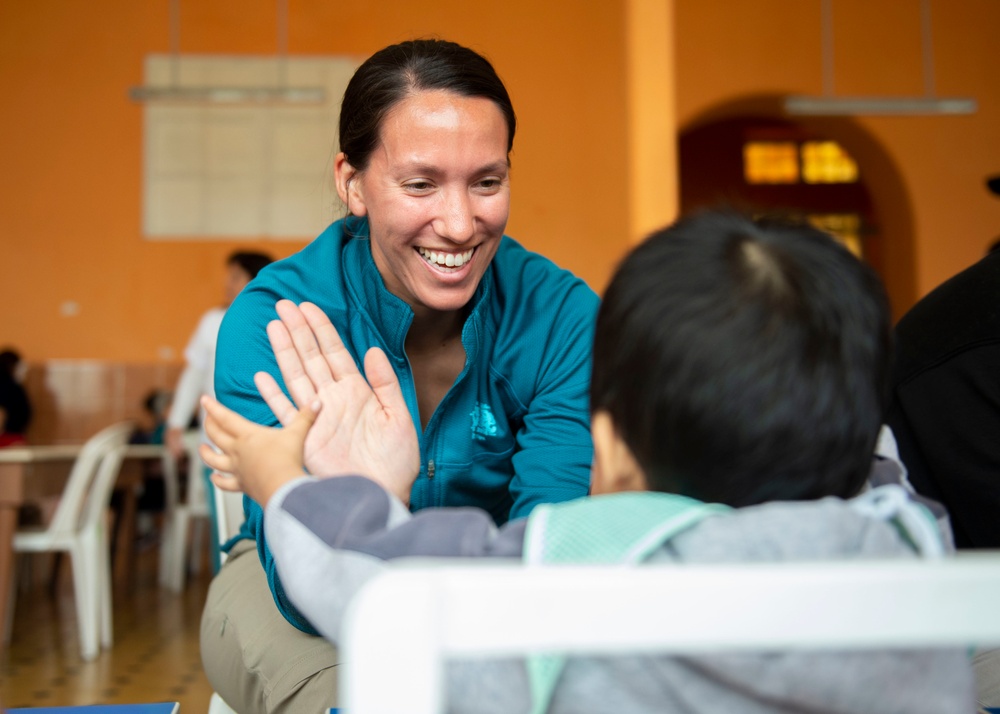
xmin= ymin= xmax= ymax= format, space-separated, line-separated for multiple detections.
xmin=590 ymin=410 xmax=648 ymax=495
xmin=334 ymin=152 xmax=367 ymax=217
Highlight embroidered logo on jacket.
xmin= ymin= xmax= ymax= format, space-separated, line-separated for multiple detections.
xmin=470 ymin=402 xmax=500 ymax=441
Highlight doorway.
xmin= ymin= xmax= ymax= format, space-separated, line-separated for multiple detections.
xmin=678 ymin=96 xmax=916 ymax=316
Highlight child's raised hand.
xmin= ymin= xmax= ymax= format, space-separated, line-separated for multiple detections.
xmin=200 ymin=394 xmax=319 ymax=508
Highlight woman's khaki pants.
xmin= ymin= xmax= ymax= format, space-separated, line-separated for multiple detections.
xmin=200 ymin=540 xmax=340 ymax=714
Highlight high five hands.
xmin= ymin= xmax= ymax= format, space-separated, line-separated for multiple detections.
xmin=200 ymin=300 xmax=420 ymax=507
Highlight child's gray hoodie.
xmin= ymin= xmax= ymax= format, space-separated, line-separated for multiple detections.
xmin=263 ymin=468 xmax=974 ymax=713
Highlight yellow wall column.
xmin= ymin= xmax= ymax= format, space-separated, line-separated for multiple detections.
xmin=626 ymin=0 xmax=677 ymax=243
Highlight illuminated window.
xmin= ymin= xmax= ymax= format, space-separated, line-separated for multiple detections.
xmin=743 ymin=142 xmax=799 ymax=184
xmin=744 ymin=139 xmax=859 ymax=185
xmin=801 ymin=141 xmax=858 ymax=184
xmin=808 ymin=213 xmax=862 ymax=257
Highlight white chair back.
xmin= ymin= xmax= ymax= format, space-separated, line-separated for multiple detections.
xmin=11 ymin=420 xmax=134 ymax=660
xmin=183 ymin=430 xmax=208 ymax=508
xmin=45 ymin=422 xmax=134 ymax=537
xmin=159 ymin=430 xmax=245 ymax=584
xmin=214 ymin=488 xmax=245 ymax=564
xmin=341 ymin=554 xmax=1000 ymax=713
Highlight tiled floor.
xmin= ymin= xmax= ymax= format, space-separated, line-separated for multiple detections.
xmin=1 ymin=540 xmax=216 ymax=711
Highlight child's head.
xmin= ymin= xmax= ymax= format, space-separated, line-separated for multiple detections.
xmin=588 ymin=210 xmax=891 ymax=507
xmin=143 ymin=388 xmax=171 ymax=422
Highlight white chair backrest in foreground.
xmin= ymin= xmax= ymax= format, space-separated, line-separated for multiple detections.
xmin=340 ymin=554 xmax=1000 ymax=714
xmin=12 ymin=421 xmax=134 ymax=661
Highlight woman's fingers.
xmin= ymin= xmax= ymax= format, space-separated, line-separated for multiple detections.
xmin=267 ymin=318 xmax=318 ymax=408
xmin=364 ymin=347 xmax=409 ymax=415
xmin=255 ymin=372 xmax=298 ymax=427
xmin=300 ymin=302 xmax=361 ymax=382
xmin=276 ymin=300 xmax=336 ymax=391
xmin=269 ymin=302 xmax=370 ymax=422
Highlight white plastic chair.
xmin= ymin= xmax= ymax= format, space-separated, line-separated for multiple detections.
xmin=208 ymin=692 xmax=240 ymax=714
xmin=159 ymin=430 xmax=211 ymax=592
xmin=341 ymin=553 xmax=1000 ymax=713
xmin=212 ymin=479 xmax=246 ymax=567
xmin=11 ymin=421 xmax=134 ymax=661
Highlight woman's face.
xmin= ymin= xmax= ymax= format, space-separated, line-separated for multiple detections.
xmin=344 ymin=89 xmax=510 ymax=316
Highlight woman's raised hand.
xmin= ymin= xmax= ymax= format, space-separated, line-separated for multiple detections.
xmin=255 ymin=300 xmax=420 ymax=504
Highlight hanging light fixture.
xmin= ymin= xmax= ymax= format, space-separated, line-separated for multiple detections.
xmin=128 ymin=0 xmax=325 ymax=104
xmin=784 ymin=0 xmax=975 ymax=116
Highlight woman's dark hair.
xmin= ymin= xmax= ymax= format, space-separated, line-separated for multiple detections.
xmin=591 ymin=211 xmax=892 ymax=507
xmin=339 ymin=39 xmax=516 ymax=171
xmin=227 ymin=251 xmax=273 ymax=280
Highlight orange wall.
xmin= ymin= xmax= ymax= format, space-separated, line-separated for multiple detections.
xmin=0 ymin=1 xmax=630 ymax=363
xmin=12 ymin=0 xmax=991 ymax=367
xmin=675 ymin=0 xmax=1000 ymax=315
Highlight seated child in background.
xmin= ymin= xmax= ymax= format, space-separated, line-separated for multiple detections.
xmin=202 ymin=211 xmax=974 ymax=713
xmin=132 ymin=388 xmax=171 ymax=445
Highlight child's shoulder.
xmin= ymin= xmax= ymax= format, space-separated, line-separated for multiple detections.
xmin=659 ymin=486 xmax=940 ymax=565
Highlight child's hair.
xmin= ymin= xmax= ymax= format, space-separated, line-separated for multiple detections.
xmin=143 ymin=388 xmax=171 ymax=419
xmin=590 ymin=210 xmax=891 ymax=507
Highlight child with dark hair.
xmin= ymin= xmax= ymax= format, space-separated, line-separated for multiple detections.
xmin=201 ymin=211 xmax=973 ymax=713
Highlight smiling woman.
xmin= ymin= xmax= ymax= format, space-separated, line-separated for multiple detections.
xmin=201 ymin=39 xmax=599 ymax=714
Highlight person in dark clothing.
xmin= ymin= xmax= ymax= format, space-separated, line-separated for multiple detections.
xmin=885 ymin=198 xmax=1000 ymax=706
xmin=886 ymin=248 xmax=1000 ymax=549
xmin=0 ymin=348 xmax=32 ymax=447
xmin=886 ymin=175 xmax=1000 ymax=550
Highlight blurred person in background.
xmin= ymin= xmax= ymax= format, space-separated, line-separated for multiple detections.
xmin=165 ymin=251 xmax=273 ymax=571
xmin=0 ymin=348 xmax=31 ymax=447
